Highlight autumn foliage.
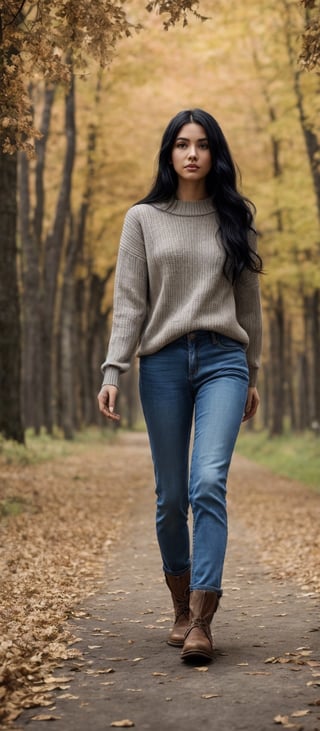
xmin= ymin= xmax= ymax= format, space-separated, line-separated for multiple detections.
xmin=300 ymin=0 xmax=320 ymax=69
xmin=0 ymin=0 xmax=319 ymax=440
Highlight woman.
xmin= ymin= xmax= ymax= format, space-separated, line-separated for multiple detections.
xmin=97 ymin=108 xmax=263 ymax=662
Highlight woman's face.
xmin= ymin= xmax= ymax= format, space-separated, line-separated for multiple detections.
xmin=171 ymin=122 xmax=212 ymax=184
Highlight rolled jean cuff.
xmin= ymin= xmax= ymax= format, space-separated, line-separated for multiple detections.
xmin=190 ymin=584 xmax=223 ymax=597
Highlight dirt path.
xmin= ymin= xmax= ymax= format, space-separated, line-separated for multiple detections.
xmin=13 ymin=432 xmax=320 ymax=731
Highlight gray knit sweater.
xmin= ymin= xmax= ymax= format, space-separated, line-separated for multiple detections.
xmin=101 ymin=198 xmax=262 ymax=388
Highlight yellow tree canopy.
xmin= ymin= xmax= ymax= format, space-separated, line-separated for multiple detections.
xmin=0 ymin=0 xmax=203 ymax=152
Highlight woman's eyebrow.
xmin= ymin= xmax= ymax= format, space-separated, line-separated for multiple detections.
xmin=175 ymin=136 xmax=208 ymax=142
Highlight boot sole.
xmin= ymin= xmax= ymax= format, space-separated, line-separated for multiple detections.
xmin=181 ymin=648 xmax=214 ymax=661
xmin=167 ymin=638 xmax=184 ymax=647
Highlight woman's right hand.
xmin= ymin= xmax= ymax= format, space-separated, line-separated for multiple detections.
xmin=97 ymin=385 xmax=120 ymax=422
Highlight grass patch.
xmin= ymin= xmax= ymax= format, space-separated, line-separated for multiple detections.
xmin=0 ymin=426 xmax=118 ymax=466
xmin=0 ymin=497 xmax=29 ymax=517
xmin=236 ymin=428 xmax=320 ymax=490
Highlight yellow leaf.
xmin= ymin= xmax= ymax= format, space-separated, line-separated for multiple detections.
xmin=195 ymin=666 xmax=208 ymax=672
xmin=44 ymin=676 xmax=71 ymax=684
xmin=31 ymin=715 xmax=62 ymax=721
xmin=110 ymin=721 xmax=135 ymax=728
xmin=86 ymin=667 xmax=114 ymax=674
xmin=100 ymin=681 xmax=115 ymax=686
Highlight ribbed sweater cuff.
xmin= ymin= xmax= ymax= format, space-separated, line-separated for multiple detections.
xmin=102 ymin=366 xmax=120 ymax=389
xmin=248 ymin=366 xmax=258 ymax=388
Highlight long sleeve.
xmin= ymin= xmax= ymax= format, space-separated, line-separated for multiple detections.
xmin=233 ymin=230 xmax=262 ymax=387
xmin=101 ymin=209 xmax=148 ymax=389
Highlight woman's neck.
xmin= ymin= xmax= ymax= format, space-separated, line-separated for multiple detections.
xmin=176 ymin=181 xmax=208 ymax=202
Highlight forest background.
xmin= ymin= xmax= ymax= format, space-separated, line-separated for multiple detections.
xmin=0 ymin=0 xmax=319 ymax=449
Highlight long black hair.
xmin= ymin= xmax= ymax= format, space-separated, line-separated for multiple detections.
xmin=137 ymin=108 xmax=263 ymax=282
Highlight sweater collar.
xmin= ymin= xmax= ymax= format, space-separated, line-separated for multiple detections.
xmin=152 ymin=198 xmax=215 ymax=217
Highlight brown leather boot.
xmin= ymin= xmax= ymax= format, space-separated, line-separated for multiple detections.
xmin=165 ymin=570 xmax=190 ymax=647
xmin=181 ymin=589 xmax=219 ymax=661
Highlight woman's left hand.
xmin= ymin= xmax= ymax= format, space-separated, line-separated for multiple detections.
xmin=242 ymin=387 xmax=260 ymax=422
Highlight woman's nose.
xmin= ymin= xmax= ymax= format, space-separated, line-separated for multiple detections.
xmin=188 ymin=146 xmax=198 ymax=159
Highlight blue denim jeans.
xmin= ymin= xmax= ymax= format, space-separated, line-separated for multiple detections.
xmin=139 ymin=331 xmax=249 ymax=596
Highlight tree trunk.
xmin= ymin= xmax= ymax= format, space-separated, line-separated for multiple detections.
xmin=300 ymin=294 xmax=313 ymax=429
xmin=311 ymin=289 xmax=320 ymax=427
xmin=41 ymin=71 xmax=76 ymax=433
xmin=59 ymin=113 xmax=101 ymax=435
xmin=285 ymin=319 xmax=297 ymax=431
xmin=282 ymin=0 xmax=320 ymax=220
xmin=84 ymin=270 xmax=114 ymax=425
xmin=59 ymin=217 xmax=78 ymax=439
xmin=59 ymin=205 xmax=91 ymax=438
xmin=262 ymin=364 xmax=270 ymax=430
xmin=92 ymin=303 xmax=112 ymax=427
xmin=33 ymin=85 xmax=56 ymax=248
xmin=269 ymin=292 xmax=285 ymax=436
xmin=74 ymin=278 xmax=87 ymax=427
xmin=19 ymin=151 xmax=42 ymax=432
xmin=298 ymin=353 xmax=310 ymax=431
xmin=0 ymin=16 xmax=24 ymax=442
xmin=0 ymin=147 xmax=24 ymax=442
xmin=19 ymin=84 xmax=55 ymax=433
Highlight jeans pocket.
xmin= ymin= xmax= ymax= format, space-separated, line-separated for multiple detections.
xmin=211 ymin=332 xmax=246 ymax=351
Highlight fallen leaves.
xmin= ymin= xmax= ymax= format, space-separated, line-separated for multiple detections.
xmin=265 ymin=650 xmax=314 ymax=666
xmin=273 ymin=711 xmax=309 ymax=729
xmin=1 ymin=435 xmax=320 ymax=728
xmin=0 ymin=436 xmax=153 ymax=725
xmin=273 ymin=709 xmax=311 ymax=729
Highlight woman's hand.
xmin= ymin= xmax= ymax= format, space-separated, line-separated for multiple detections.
xmin=242 ymin=386 xmax=260 ymax=422
xmin=97 ymin=385 xmax=120 ymax=422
